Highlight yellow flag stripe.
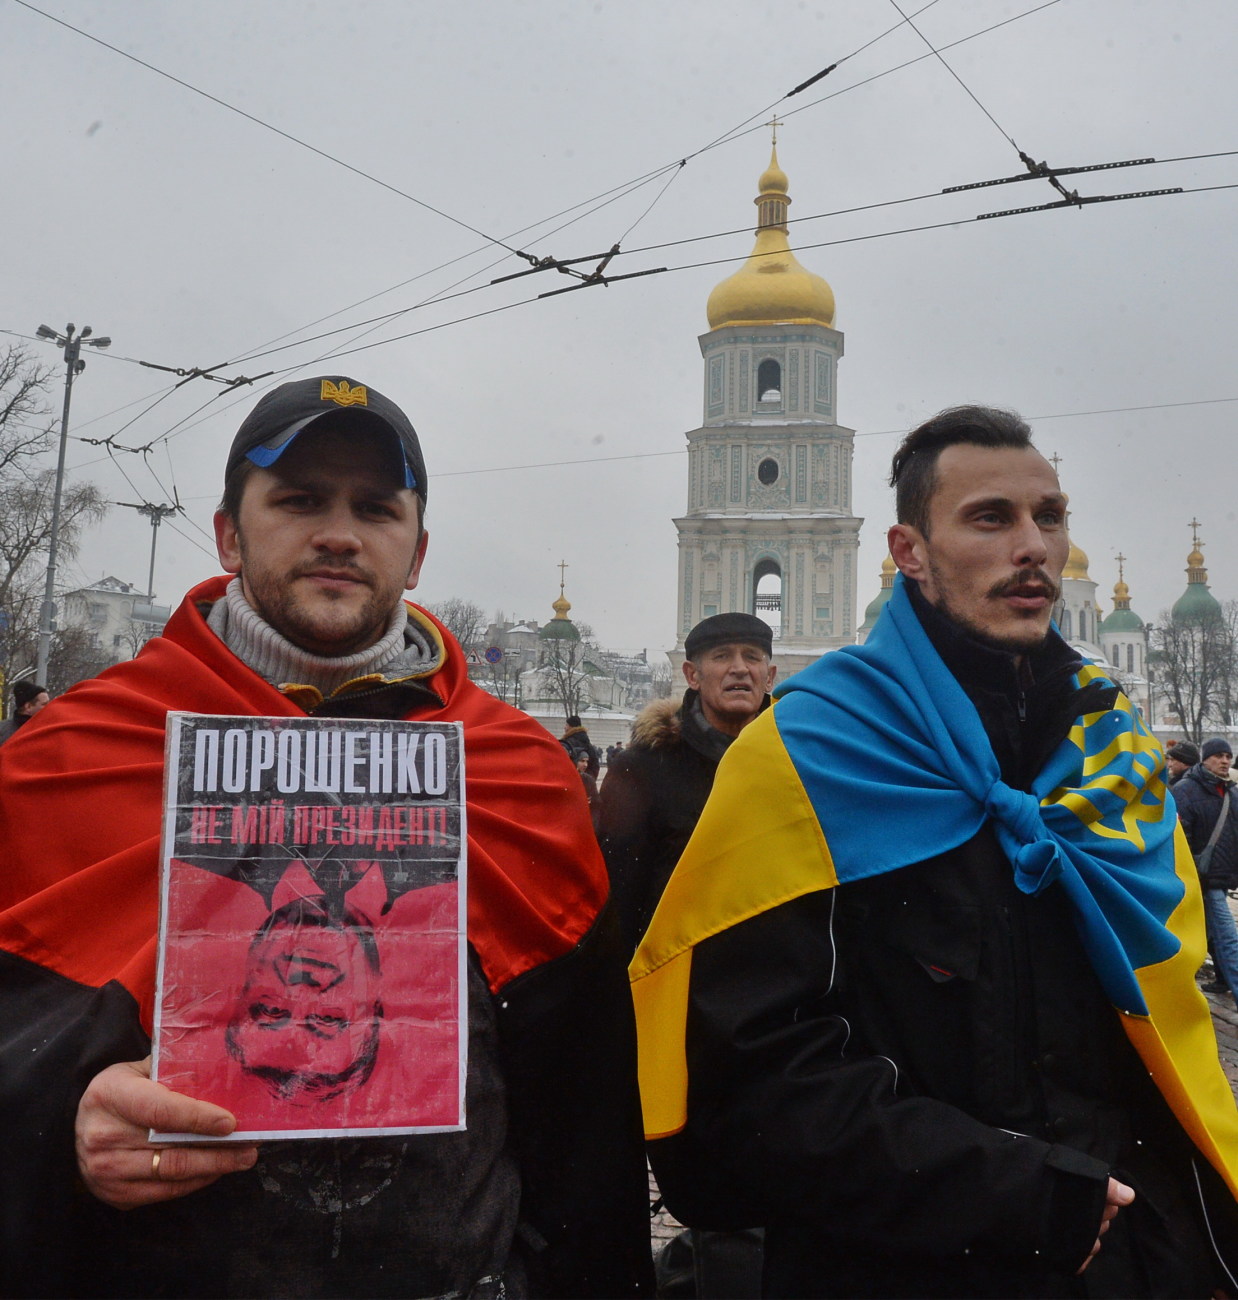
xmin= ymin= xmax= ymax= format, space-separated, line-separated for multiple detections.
xmin=630 ymin=706 xmax=837 ymax=1137
xmin=1123 ymin=826 xmax=1238 ymax=1195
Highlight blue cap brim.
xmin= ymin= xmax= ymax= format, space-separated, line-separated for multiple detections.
xmin=245 ymin=420 xmax=418 ymax=490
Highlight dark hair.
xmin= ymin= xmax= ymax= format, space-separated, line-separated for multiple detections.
xmin=889 ymin=406 xmax=1034 ymax=535
xmin=216 ymin=410 xmax=427 ymax=534
xmin=217 ymin=456 xmax=260 ymax=522
xmin=13 ymin=681 xmax=46 ymax=710
xmin=566 ymin=715 xmax=583 ymax=728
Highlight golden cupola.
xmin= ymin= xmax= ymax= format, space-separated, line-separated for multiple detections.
xmin=706 ymin=144 xmax=836 ymax=331
xmin=1062 ymin=540 xmax=1092 ymax=582
xmin=1172 ymin=521 xmax=1222 ymax=621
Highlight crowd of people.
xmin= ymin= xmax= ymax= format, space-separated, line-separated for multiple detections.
xmin=1 ymin=383 xmax=1236 ymax=1299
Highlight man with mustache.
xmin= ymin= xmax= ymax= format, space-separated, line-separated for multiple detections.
xmin=0 ymin=376 xmax=652 ymax=1298
xmin=632 ymin=406 xmax=1238 ymax=1297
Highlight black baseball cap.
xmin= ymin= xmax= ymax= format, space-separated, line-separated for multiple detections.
xmin=685 ymin=612 xmax=774 ymax=660
xmin=226 ymin=376 xmax=427 ymax=501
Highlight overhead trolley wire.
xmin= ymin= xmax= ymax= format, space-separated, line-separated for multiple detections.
xmin=24 ymin=0 xmax=1218 ymax=469
xmin=17 ymin=0 xmax=1068 ymax=417
xmin=11 ymin=0 xmax=531 ymax=262
xmin=62 ymin=165 xmax=1238 ymax=468
xmin=888 ymin=0 xmax=1017 ymax=148
xmin=426 ymin=395 xmax=1238 ymax=482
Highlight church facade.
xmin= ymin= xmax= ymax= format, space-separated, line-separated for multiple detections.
xmin=673 ymin=144 xmax=861 ymax=678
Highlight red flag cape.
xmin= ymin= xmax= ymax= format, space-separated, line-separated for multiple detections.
xmin=0 ymin=576 xmax=606 ymax=1030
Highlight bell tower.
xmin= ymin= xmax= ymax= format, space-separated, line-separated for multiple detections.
xmin=673 ymin=134 xmax=862 ymax=677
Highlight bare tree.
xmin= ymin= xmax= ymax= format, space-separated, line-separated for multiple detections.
xmin=424 ymin=597 xmax=487 ymax=653
xmin=43 ymin=624 xmax=117 ymax=697
xmin=482 ymin=655 xmax=522 ymax=705
xmin=649 ymin=659 xmax=676 ymax=700
xmin=540 ymin=620 xmax=600 ymax=720
xmin=1150 ymin=602 xmax=1238 ymax=743
xmin=0 ymin=345 xmax=108 ymax=699
xmin=0 ymin=345 xmax=56 ymax=474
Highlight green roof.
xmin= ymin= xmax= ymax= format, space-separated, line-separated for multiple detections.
xmin=1100 ymin=608 xmax=1144 ymax=634
xmin=858 ymin=585 xmax=892 ymax=634
xmin=1172 ymin=583 xmax=1222 ymax=622
xmin=538 ymin=618 xmax=580 ymax=642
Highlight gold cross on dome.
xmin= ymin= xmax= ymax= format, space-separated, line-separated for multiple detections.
xmin=767 ymin=115 xmax=782 ymax=146
xmin=557 ymin=558 xmax=569 ymax=593
xmin=1190 ymin=517 xmax=1202 ymax=548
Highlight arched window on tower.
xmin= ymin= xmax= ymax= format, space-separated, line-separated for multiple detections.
xmin=752 ymin=558 xmax=782 ymax=640
xmin=1060 ymin=608 xmax=1072 ymax=639
xmin=757 ymin=359 xmax=781 ymax=403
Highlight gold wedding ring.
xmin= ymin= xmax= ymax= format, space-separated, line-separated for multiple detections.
xmin=151 ymin=1149 xmax=162 ymax=1179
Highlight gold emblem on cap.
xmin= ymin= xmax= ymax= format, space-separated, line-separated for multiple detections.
xmin=321 ymin=379 xmax=368 ymax=407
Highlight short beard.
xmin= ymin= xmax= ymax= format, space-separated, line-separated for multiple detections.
xmin=236 ymin=539 xmax=397 ymax=657
xmin=930 ymin=563 xmax=1062 ymax=656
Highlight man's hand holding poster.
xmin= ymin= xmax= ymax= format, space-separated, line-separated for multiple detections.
xmin=152 ymin=714 xmax=466 ymax=1141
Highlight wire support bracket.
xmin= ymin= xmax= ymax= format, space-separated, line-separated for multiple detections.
xmin=976 ymin=186 xmax=1183 ymax=220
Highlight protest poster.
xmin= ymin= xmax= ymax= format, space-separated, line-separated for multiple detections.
xmin=152 ymin=713 xmax=466 ymax=1141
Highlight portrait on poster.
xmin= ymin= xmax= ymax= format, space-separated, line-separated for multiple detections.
xmin=152 ymin=713 xmax=467 ymax=1141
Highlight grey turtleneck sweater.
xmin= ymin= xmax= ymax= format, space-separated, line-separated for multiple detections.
xmin=205 ymin=577 xmax=437 ymax=699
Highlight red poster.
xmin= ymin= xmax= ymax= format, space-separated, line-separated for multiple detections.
xmin=152 ymin=714 xmax=467 ymax=1140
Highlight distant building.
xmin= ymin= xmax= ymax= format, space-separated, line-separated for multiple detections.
xmin=60 ymin=576 xmax=170 ymax=660
xmin=467 ymin=579 xmax=659 ymax=748
xmin=673 ymin=139 xmax=861 ymax=679
xmin=1099 ymin=554 xmax=1150 ymax=720
xmin=856 ymin=554 xmax=895 ymax=645
xmin=1058 ymin=539 xmax=1104 ymax=662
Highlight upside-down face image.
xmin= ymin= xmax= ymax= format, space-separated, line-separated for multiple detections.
xmin=225 ymin=895 xmax=383 ymax=1104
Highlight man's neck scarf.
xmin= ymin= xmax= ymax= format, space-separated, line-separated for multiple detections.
xmin=631 ymin=575 xmax=1238 ymax=1194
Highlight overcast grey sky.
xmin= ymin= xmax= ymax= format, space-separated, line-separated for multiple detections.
xmin=4 ymin=0 xmax=1236 ymax=654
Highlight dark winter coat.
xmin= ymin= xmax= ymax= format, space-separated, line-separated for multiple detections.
xmin=560 ymin=725 xmax=600 ymax=778
xmin=649 ymin=589 xmax=1238 ymax=1298
xmin=0 ymin=712 xmax=28 ymax=746
xmin=599 ymin=690 xmax=765 ymax=954
xmin=0 ymin=581 xmax=653 ymax=1300
xmin=1171 ymin=764 xmax=1238 ymax=890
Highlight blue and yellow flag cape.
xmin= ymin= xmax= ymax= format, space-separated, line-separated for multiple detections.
xmin=631 ymin=575 xmax=1238 ymax=1194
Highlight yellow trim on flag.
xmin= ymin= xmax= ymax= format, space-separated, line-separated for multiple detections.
xmin=1123 ymin=824 xmax=1238 ymax=1195
xmin=630 ymin=706 xmax=838 ymax=1138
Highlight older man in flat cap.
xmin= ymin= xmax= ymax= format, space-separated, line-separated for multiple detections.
xmin=598 ymin=611 xmax=776 ymax=958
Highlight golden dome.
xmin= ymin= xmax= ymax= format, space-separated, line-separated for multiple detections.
xmin=880 ymin=553 xmax=896 ymax=586
xmin=758 ymin=153 xmax=789 ymax=194
xmin=552 ymin=592 xmax=572 ymax=620
xmin=1062 ymin=540 xmax=1091 ymax=582
xmin=706 ymin=145 xmax=835 ymax=331
xmin=1112 ymin=577 xmax=1130 ymax=604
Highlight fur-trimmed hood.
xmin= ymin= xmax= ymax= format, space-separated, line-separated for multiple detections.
xmin=630 ymin=696 xmax=684 ymax=750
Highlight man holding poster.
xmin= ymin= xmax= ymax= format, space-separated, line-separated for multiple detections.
xmin=0 ymin=376 xmax=652 ymax=1299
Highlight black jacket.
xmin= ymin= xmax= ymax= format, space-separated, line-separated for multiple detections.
xmin=0 ymin=600 xmax=653 ymax=1300
xmin=1172 ymin=763 xmax=1238 ymax=890
xmin=599 ymin=690 xmax=763 ymax=954
xmin=560 ymin=725 xmax=600 ymax=778
xmin=650 ymin=593 xmax=1238 ymax=1298
xmin=1 ymin=911 xmax=650 ymax=1300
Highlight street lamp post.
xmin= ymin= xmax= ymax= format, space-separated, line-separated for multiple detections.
xmin=1144 ymin=622 xmax=1157 ymax=731
xmin=33 ymin=323 xmax=110 ymax=685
